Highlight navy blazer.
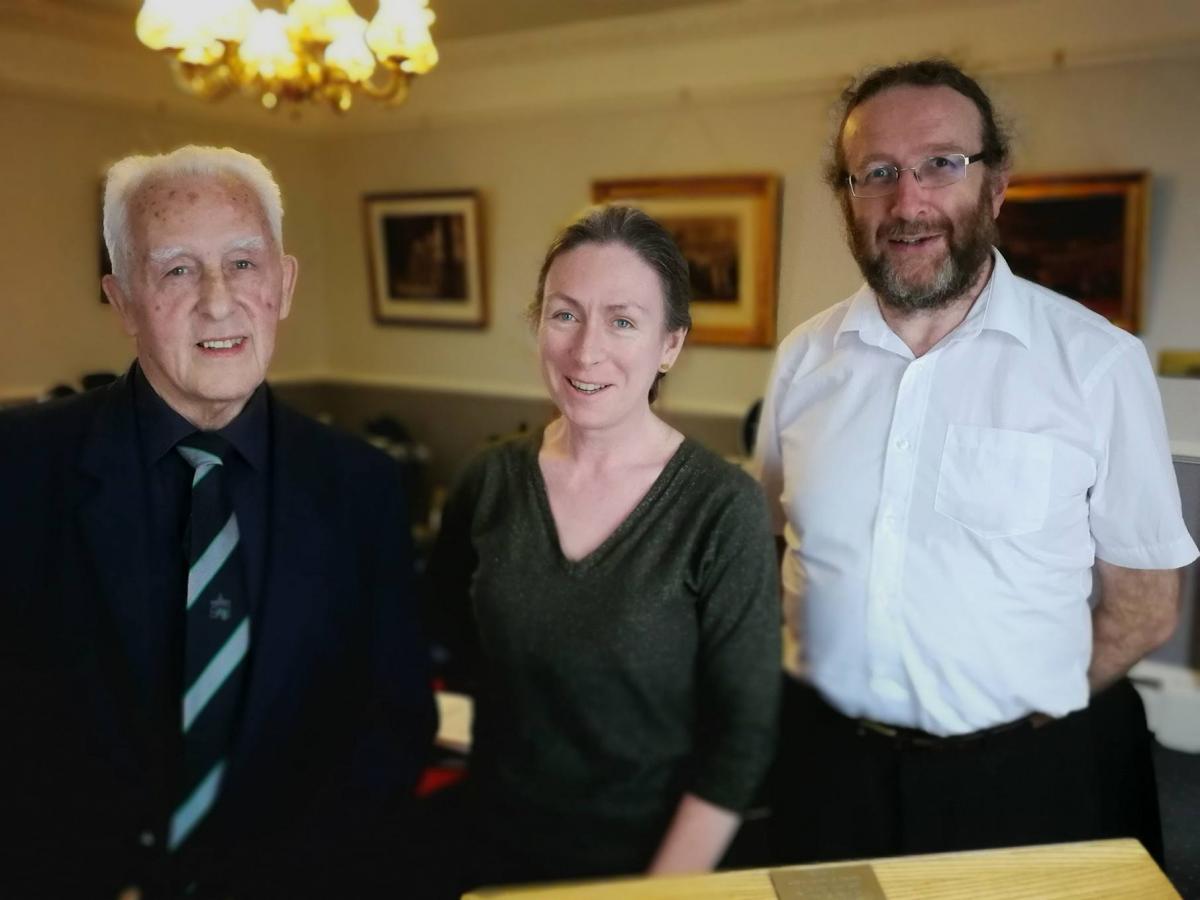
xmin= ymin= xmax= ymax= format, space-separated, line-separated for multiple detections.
xmin=0 ymin=372 xmax=436 ymax=898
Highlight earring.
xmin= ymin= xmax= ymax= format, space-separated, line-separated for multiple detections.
xmin=658 ymin=364 xmax=671 ymax=374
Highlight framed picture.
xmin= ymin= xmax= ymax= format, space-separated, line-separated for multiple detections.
xmin=1158 ymin=350 xmax=1200 ymax=378
xmin=996 ymin=171 xmax=1148 ymax=333
xmin=363 ymin=190 xmax=487 ymax=328
xmin=591 ymin=174 xmax=781 ymax=347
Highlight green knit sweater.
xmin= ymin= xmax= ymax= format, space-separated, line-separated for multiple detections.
xmin=430 ymin=431 xmax=780 ymax=873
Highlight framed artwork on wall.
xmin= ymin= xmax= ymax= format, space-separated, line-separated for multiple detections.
xmin=995 ymin=171 xmax=1148 ymax=333
xmin=591 ymin=174 xmax=781 ymax=347
xmin=363 ymin=190 xmax=487 ymax=328
xmin=1158 ymin=350 xmax=1200 ymax=378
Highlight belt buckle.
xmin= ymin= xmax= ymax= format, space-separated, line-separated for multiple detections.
xmin=857 ymin=718 xmax=941 ymax=750
xmin=857 ymin=718 xmax=899 ymax=739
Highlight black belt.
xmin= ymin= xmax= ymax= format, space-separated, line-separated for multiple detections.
xmin=854 ymin=712 xmax=1052 ymax=751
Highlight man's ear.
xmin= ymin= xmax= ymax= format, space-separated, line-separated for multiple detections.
xmin=102 ymin=274 xmax=138 ymax=337
xmin=989 ymin=167 xmax=1010 ymax=219
xmin=277 ymin=254 xmax=299 ymax=320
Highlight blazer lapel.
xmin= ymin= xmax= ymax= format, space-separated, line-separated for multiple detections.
xmin=234 ymin=396 xmax=338 ymax=763
xmin=76 ymin=374 xmax=159 ymax=702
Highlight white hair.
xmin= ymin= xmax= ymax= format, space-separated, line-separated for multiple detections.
xmin=102 ymin=145 xmax=284 ymax=289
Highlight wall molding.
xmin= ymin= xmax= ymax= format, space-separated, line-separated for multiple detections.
xmin=2 ymin=0 xmax=1196 ymax=134
xmin=270 ymin=369 xmax=749 ymax=418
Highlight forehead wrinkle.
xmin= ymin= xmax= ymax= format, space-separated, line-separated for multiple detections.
xmin=845 ymin=86 xmax=981 ymax=148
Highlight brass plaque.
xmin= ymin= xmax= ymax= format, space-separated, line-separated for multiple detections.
xmin=769 ymin=863 xmax=887 ymax=899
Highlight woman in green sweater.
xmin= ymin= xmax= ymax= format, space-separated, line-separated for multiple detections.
xmin=430 ymin=206 xmax=780 ymax=891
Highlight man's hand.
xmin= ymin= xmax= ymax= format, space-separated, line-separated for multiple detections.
xmin=1089 ymin=559 xmax=1183 ymax=693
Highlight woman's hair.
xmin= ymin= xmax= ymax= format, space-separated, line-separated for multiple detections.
xmin=530 ymin=205 xmax=691 ymax=403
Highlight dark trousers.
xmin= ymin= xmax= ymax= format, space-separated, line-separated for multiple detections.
xmin=767 ymin=677 xmax=1164 ymax=867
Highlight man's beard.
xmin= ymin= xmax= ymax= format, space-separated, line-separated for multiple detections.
xmin=846 ymin=185 xmax=997 ymax=312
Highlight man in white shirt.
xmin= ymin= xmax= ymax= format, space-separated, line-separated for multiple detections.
xmin=754 ymin=58 xmax=1198 ymax=865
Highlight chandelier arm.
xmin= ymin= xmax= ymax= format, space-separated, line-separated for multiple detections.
xmin=355 ymin=62 xmax=410 ymax=102
xmin=170 ymin=55 xmax=237 ymax=102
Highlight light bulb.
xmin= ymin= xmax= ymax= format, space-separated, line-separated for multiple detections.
xmin=366 ymin=0 xmax=438 ymax=71
xmin=325 ymin=15 xmax=376 ymax=83
xmin=136 ymin=0 xmax=211 ymax=51
xmin=238 ymin=9 xmax=301 ymax=80
xmin=287 ymin=0 xmax=358 ymax=43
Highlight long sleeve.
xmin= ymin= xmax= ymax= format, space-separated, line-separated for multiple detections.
xmin=689 ymin=475 xmax=781 ymax=812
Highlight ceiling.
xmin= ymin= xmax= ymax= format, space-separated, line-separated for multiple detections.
xmin=66 ymin=0 xmax=739 ymax=42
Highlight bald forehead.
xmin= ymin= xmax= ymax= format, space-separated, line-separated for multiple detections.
xmin=841 ymin=84 xmax=985 ymax=165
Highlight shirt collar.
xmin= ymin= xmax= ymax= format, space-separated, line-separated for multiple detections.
xmin=835 ymin=248 xmax=1032 ymax=352
xmin=974 ymin=249 xmax=1032 ymax=348
xmin=837 ymin=283 xmax=894 ymax=349
xmin=133 ymin=363 xmax=269 ymax=471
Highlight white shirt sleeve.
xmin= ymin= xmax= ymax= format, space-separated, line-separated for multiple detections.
xmin=1086 ymin=340 xmax=1199 ymax=569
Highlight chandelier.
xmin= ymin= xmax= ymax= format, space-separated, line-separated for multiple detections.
xmin=135 ymin=0 xmax=438 ymax=112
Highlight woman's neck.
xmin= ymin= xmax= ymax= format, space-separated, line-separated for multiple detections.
xmin=542 ymin=408 xmax=679 ymax=472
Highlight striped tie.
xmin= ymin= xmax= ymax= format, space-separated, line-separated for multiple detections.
xmin=171 ymin=433 xmax=250 ymax=852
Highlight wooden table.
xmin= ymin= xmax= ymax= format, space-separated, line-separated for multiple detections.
xmin=464 ymin=839 xmax=1179 ymax=899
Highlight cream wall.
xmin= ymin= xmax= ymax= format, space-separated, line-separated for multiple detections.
xmin=0 ymin=0 xmax=1198 ymax=443
xmin=315 ymin=91 xmax=844 ymax=416
xmin=315 ymin=55 xmax=1200 ymax=429
xmin=0 ymin=91 xmax=329 ymax=400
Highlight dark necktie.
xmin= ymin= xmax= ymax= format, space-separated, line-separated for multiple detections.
xmin=169 ymin=433 xmax=250 ymax=852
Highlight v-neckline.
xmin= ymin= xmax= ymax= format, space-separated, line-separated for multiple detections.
xmin=526 ymin=432 xmax=694 ymax=573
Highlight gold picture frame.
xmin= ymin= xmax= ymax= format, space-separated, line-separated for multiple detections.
xmin=363 ymin=190 xmax=488 ymax=328
xmin=591 ymin=174 xmax=781 ymax=347
xmin=996 ymin=171 xmax=1148 ymax=333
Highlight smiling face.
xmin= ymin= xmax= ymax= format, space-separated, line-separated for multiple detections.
xmin=103 ymin=174 xmax=298 ymax=429
xmin=840 ymin=84 xmax=1007 ymax=311
xmin=537 ymin=242 xmax=685 ymax=435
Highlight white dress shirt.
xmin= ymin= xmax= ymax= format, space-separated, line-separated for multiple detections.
xmin=755 ymin=251 xmax=1198 ymax=736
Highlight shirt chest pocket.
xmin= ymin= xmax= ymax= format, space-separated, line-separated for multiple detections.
xmin=934 ymin=424 xmax=1053 ymax=538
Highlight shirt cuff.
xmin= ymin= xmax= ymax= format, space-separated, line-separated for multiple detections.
xmin=1094 ymin=532 xmax=1200 ymax=570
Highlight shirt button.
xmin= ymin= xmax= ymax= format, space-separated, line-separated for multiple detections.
xmin=138 ymin=831 xmax=155 ymax=848
xmin=895 ymin=438 xmax=910 ymax=451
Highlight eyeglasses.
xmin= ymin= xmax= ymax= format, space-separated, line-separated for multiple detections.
xmin=847 ymin=152 xmax=987 ymax=198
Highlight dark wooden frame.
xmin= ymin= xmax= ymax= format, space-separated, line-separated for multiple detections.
xmin=591 ymin=174 xmax=781 ymax=347
xmin=997 ymin=171 xmax=1148 ymax=333
xmin=363 ymin=190 xmax=488 ymax=328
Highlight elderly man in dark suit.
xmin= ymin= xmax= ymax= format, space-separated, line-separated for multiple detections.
xmin=0 ymin=146 xmax=435 ymax=899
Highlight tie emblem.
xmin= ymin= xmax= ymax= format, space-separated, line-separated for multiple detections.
xmin=209 ymin=595 xmax=232 ymax=621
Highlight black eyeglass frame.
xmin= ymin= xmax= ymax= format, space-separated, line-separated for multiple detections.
xmin=846 ymin=152 xmax=988 ymax=199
